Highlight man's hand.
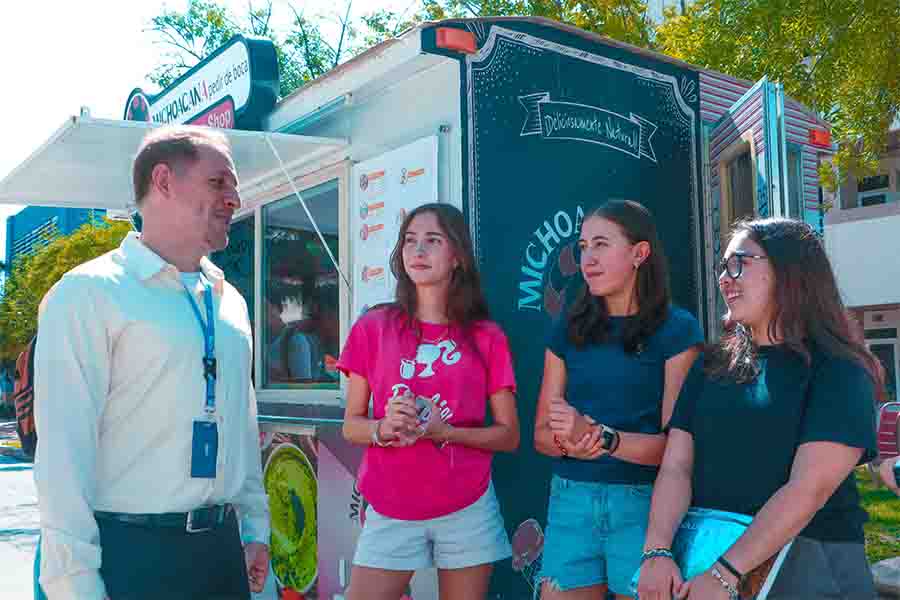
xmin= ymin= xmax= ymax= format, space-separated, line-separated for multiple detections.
xmin=244 ymin=542 xmax=270 ymax=593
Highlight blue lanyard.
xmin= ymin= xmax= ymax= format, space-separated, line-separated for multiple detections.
xmin=182 ymin=275 xmax=217 ymax=415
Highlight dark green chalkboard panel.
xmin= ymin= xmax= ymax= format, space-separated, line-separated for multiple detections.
xmin=428 ymin=19 xmax=704 ymax=598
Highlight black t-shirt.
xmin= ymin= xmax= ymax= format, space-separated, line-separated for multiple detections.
xmin=669 ymin=345 xmax=877 ymax=542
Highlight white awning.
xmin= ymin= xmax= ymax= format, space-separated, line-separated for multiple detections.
xmin=0 ymin=116 xmax=348 ymax=211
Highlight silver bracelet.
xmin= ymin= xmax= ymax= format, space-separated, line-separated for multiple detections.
xmin=710 ymin=566 xmax=740 ymax=600
xmin=437 ymin=424 xmax=453 ymax=449
xmin=371 ymin=419 xmax=391 ymax=447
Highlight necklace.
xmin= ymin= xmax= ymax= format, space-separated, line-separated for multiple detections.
xmin=418 ymin=322 xmax=451 ymax=345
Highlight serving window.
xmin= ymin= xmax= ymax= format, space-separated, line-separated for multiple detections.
xmin=212 ymin=161 xmax=350 ymax=416
xmin=261 ymin=179 xmax=341 ymax=391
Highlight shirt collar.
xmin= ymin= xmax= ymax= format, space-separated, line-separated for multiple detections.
xmin=119 ymin=232 xmax=225 ymax=295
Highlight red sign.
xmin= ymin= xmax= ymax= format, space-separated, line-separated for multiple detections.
xmin=188 ymin=98 xmax=236 ymax=129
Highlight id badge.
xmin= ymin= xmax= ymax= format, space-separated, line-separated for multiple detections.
xmin=191 ymin=419 xmax=218 ymax=479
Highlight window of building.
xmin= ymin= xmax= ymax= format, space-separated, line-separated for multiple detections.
xmin=858 ymin=173 xmax=890 ymax=206
xmin=262 ymin=179 xmax=340 ymax=391
xmin=12 ymin=216 xmax=60 ymax=260
xmin=871 ymin=342 xmax=898 ymax=404
xmin=727 ymin=151 xmax=755 ymax=222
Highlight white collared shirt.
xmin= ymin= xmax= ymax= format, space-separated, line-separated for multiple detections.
xmin=34 ymin=232 xmax=269 ymax=600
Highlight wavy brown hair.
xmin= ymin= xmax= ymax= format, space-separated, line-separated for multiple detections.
xmin=568 ymin=200 xmax=671 ymax=352
xmin=707 ymin=218 xmax=884 ymax=397
xmin=386 ymin=203 xmax=490 ymax=329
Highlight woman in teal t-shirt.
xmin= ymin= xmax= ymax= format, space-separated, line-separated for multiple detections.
xmin=639 ymin=218 xmax=881 ymax=600
xmin=534 ymin=200 xmax=702 ymax=600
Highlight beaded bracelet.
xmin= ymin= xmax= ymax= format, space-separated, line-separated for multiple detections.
xmin=553 ymin=434 xmax=569 ymax=457
xmin=639 ymin=548 xmax=675 ymax=564
xmin=710 ymin=566 xmax=740 ymax=600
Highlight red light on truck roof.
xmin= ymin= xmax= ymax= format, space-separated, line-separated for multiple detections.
xmin=435 ymin=28 xmax=477 ymax=54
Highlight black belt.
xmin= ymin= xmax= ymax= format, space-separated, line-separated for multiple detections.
xmin=95 ymin=504 xmax=233 ymax=534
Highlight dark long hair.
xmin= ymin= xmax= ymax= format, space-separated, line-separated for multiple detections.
xmin=568 ymin=200 xmax=671 ymax=352
xmin=387 ymin=203 xmax=490 ymax=328
xmin=707 ymin=218 xmax=884 ymax=395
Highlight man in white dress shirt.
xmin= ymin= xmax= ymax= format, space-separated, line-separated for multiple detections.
xmin=34 ymin=126 xmax=270 ymax=599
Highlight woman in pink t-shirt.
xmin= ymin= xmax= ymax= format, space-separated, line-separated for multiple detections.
xmin=338 ymin=203 xmax=520 ymax=600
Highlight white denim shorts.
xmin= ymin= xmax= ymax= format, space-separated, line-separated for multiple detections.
xmin=353 ymin=481 xmax=512 ymax=571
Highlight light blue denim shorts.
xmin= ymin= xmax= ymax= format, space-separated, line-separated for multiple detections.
xmin=353 ymin=480 xmax=512 ymax=571
xmin=539 ymin=475 xmax=652 ymax=595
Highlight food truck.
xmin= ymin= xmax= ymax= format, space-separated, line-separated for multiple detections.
xmin=0 ymin=17 xmax=833 ymax=599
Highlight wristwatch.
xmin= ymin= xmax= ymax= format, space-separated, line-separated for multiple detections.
xmin=599 ymin=424 xmax=620 ymax=453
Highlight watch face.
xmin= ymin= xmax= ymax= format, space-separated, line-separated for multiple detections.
xmin=600 ymin=428 xmax=616 ymax=450
xmin=893 ymin=461 xmax=900 ymax=483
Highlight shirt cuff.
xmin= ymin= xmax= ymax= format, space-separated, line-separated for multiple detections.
xmin=240 ymin=512 xmax=271 ymax=546
xmin=42 ymin=569 xmax=107 ymax=600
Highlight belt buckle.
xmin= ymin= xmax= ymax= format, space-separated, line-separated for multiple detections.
xmin=185 ymin=507 xmax=214 ymax=533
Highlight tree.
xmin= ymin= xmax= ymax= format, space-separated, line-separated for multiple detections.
xmin=0 ymin=220 xmax=132 ymax=360
xmin=148 ymin=0 xmax=242 ymax=90
xmin=147 ymin=0 xmax=373 ymax=99
xmin=656 ymin=0 xmax=900 ymax=190
xmin=357 ymin=6 xmax=424 ymax=51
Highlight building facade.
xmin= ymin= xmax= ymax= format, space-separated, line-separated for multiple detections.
xmin=4 ymin=207 xmax=105 ymax=273
xmin=825 ymin=128 xmax=900 ymax=403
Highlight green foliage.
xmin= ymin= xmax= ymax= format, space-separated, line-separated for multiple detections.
xmin=146 ymin=0 xmax=899 ymax=193
xmin=147 ymin=0 xmax=419 ymax=99
xmin=0 ymin=219 xmax=132 ymax=360
xmin=357 ymin=8 xmax=422 ymax=50
xmin=857 ymin=466 xmax=900 ymax=564
xmin=656 ymin=0 xmax=900 ymax=189
xmin=148 ymin=0 xmax=332 ymax=98
xmin=148 ymin=0 xmax=242 ymax=89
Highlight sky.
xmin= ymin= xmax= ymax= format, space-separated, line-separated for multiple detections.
xmin=0 ymin=0 xmax=417 ymax=262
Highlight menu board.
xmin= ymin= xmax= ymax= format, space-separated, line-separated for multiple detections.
xmin=350 ymin=136 xmax=439 ymax=319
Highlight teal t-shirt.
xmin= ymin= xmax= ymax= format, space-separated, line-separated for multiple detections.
xmin=669 ymin=345 xmax=878 ymax=542
xmin=548 ymin=305 xmax=703 ymax=484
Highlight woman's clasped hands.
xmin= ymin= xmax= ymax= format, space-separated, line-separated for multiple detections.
xmin=381 ymin=389 xmax=448 ymax=446
xmin=548 ymin=396 xmax=608 ymax=460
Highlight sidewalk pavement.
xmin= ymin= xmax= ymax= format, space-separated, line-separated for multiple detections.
xmin=0 ymin=421 xmax=39 ymax=600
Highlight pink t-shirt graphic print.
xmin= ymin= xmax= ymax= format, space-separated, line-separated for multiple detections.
xmin=337 ymin=307 xmax=517 ymax=520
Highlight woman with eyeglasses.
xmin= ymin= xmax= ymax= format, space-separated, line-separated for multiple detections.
xmin=637 ymin=218 xmax=881 ymax=600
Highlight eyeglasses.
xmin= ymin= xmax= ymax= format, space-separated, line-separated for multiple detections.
xmin=719 ymin=251 xmax=768 ymax=279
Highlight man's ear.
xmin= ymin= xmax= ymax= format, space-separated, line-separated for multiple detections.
xmin=150 ymin=163 xmax=174 ymax=199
